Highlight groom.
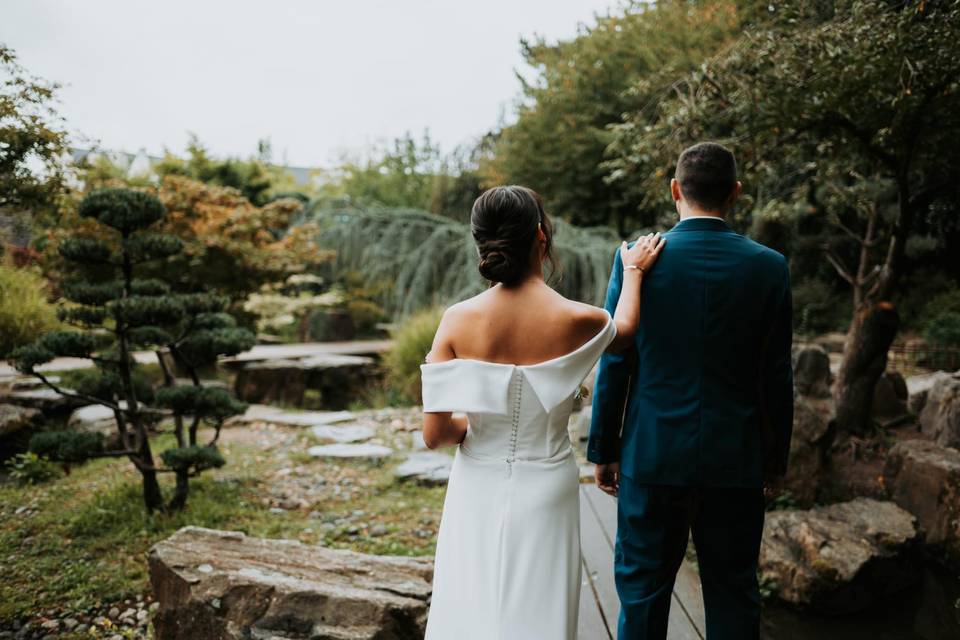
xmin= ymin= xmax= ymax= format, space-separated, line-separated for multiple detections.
xmin=589 ymin=142 xmax=793 ymax=640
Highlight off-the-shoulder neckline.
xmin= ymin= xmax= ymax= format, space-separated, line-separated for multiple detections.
xmin=422 ymin=309 xmax=614 ymax=370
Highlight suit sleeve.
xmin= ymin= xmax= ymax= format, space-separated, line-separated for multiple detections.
xmin=587 ymin=247 xmax=635 ymax=465
xmin=763 ymin=257 xmax=794 ymax=478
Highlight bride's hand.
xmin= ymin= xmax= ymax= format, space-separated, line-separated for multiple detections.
xmin=620 ymin=232 xmax=666 ymax=275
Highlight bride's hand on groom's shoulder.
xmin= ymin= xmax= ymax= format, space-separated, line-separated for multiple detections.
xmin=594 ymin=462 xmax=620 ymax=497
xmin=621 ymin=232 xmax=665 ymax=275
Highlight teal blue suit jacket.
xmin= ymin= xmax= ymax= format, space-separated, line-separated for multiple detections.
xmin=587 ymin=217 xmax=793 ymax=487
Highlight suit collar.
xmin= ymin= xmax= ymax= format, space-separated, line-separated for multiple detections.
xmin=670 ymin=216 xmax=732 ymax=233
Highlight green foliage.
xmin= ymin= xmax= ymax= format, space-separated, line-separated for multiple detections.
xmin=0 ymin=45 xmax=69 ymax=223
xmin=30 ymin=431 xmax=105 ymax=464
xmin=154 ymin=386 xmax=247 ymax=422
xmin=57 ymin=236 xmax=112 ymax=264
xmin=924 ymin=312 xmax=960 ymax=348
xmin=0 ymin=265 xmax=60 ymax=357
xmin=10 ymin=343 xmax=55 ymax=373
xmin=159 ymin=445 xmax=226 ymax=472
xmin=385 ymin=307 xmax=444 ymax=403
xmin=38 ymin=330 xmax=98 ymax=358
xmin=122 ymin=233 xmax=184 ymax=263
xmin=792 ymin=279 xmax=850 ymax=335
xmin=486 ymin=1 xmax=739 ymax=231
xmin=78 ymin=188 xmax=166 ymax=233
xmin=311 ymin=206 xmax=618 ymax=317
xmin=4 ymin=452 xmax=60 ymax=486
xmin=331 ymin=131 xmax=483 ymax=219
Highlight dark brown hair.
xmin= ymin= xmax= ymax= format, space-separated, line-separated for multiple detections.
xmin=470 ymin=185 xmax=555 ymax=286
xmin=675 ymin=142 xmax=738 ymax=213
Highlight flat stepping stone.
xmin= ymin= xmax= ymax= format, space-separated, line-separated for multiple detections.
xmin=395 ymin=452 xmax=453 ymax=485
xmin=308 ymin=443 xmax=393 ymax=459
xmin=310 ymin=424 xmax=376 ymax=443
xmin=234 ymin=405 xmax=355 ymax=427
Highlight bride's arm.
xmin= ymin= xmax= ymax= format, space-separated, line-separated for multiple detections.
xmin=607 ymin=233 xmax=665 ymax=352
xmin=422 ymin=311 xmax=469 ymax=449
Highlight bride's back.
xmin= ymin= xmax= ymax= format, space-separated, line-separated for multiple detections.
xmin=441 ymin=281 xmax=608 ymax=366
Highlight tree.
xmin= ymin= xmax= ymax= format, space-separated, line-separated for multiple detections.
xmin=12 ymin=188 xmax=254 ymax=512
xmin=484 ymin=1 xmax=739 ymax=232
xmin=607 ymin=0 xmax=960 ymax=434
xmin=310 ymin=205 xmax=620 ymax=317
xmin=0 ymin=45 xmax=69 ymax=236
xmin=329 ymin=131 xmax=484 ymax=220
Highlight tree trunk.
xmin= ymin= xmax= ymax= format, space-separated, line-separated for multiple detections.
xmin=833 ymin=302 xmax=900 ymax=435
xmin=140 ymin=467 xmax=165 ymax=513
xmin=168 ymin=470 xmax=190 ymax=511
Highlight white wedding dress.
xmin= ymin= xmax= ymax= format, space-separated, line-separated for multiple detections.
xmin=420 ymin=313 xmax=617 ymax=640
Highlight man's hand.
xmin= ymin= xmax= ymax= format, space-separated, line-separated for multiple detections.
xmin=595 ymin=462 xmax=620 ymax=497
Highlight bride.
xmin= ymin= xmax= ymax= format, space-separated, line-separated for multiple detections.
xmin=420 ymin=185 xmax=663 ymax=639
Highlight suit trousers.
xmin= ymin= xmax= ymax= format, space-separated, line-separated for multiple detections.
xmin=614 ymin=480 xmax=765 ymax=640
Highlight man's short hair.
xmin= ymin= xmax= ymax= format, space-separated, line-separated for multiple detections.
xmin=675 ymin=142 xmax=737 ymax=213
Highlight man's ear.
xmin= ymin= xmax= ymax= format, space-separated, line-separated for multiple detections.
xmin=670 ymin=178 xmax=682 ymax=202
xmin=727 ymin=181 xmax=743 ymax=208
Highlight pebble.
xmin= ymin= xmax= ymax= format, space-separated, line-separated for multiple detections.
xmin=108 ymin=607 xmax=120 ymax=618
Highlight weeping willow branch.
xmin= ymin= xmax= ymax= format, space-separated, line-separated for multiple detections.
xmin=308 ymin=206 xmax=621 ymax=317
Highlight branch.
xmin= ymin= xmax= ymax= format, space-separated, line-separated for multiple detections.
xmin=31 ymin=371 xmax=122 ymax=412
xmin=824 ymin=248 xmax=856 ymax=285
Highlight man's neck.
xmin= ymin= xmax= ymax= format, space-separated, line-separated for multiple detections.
xmin=679 ymin=209 xmax=725 ymax=221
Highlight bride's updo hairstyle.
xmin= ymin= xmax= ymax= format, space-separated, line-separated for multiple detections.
xmin=470 ymin=185 xmax=556 ymax=286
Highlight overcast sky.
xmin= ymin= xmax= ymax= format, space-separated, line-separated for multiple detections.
xmin=4 ymin=0 xmax=620 ymax=167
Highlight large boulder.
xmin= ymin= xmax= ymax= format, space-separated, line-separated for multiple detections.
xmin=793 ymin=345 xmax=833 ymax=398
xmin=780 ymin=397 xmax=834 ymax=505
xmin=0 ymin=403 xmax=42 ymax=460
xmin=919 ymin=374 xmax=960 ymax=448
xmin=760 ymin=498 xmax=921 ymax=613
xmin=149 ymin=526 xmax=432 ymax=640
xmin=871 ymin=371 xmax=910 ymax=427
xmin=906 ymin=371 xmax=954 ymax=416
xmin=234 ymin=355 xmax=378 ymax=409
xmin=884 ymin=439 xmax=960 ymax=559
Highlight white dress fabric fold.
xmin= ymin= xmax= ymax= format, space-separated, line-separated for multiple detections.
xmin=421 ymin=313 xmax=617 ymax=639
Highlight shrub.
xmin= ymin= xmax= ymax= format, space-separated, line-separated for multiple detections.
xmin=0 ymin=265 xmax=60 ymax=357
xmin=4 ymin=452 xmax=60 ymax=485
xmin=791 ymin=278 xmax=850 ymax=336
xmin=385 ymin=307 xmax=444 ymax=404
xmin=924 ymin=312 xmax=960 ymax=348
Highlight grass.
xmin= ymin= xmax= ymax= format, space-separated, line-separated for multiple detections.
xmin=0 ymin=418 xmax=446 ymax=624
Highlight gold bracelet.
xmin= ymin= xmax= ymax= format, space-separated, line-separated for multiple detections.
xmin=624 ymin=265 xmax=645 ymax=274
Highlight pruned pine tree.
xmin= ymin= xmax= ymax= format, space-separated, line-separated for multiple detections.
xmin=12 ymin=188 xmax=254 ymax=512
xmin=311 ymin=206 xmax=622 ymax=317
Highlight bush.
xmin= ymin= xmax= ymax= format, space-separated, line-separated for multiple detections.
xmin=385 ymin=307 xmax=443 ymax=404
xmin=0 ymin=265 xmax=60 ymax=357
xmin=924 ymin=312 xmax=960 ymax=348
xmin=791 ymin=278 xmax=850 ymax=336
xmin=4 ymin=452 xmax=60 ymax=485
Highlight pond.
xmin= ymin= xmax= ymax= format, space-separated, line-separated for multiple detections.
xmin=761 ymin=562 xmax=960 ymax=640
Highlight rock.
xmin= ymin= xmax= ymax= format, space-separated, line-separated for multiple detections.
xmin=884 ymin=439 xmax=960 ymax=558
xmin=779 ymin=397 xmax=834 ymax=505
xmin=906 ymin=371 xmax=955 ymax=415
xmin=760 ymin=498 xmax=921 ymax=613
xmin=308 ymin=443 xmax=393 ymax=460
xmin=229 ymin=404 xmax=355 ymax=427
xmin=310 ymin=424 xmax=376 ymax=443
xmin=871 ymin=371 xmax=910 ymax=427
xmin=394 ymin=452 xmax=452 ymax=485
xmin=0 ymin=404 xmax=41 ymax=438
xmin=68 ymin=404 xmax=117 ymax=438
xmin=817 ymin=332 xmax=847 ymax=354
xmin=793 ymin=345 xmax=833 ymax=398
xmin=0 ymin=387 xmax=85 ymax=413
xmin=411 ymin=431 xmax=427 ymax=451
xmin=919 ymin=374 xmax=960 ymax=447
xmin=148 ymin=526 xmax=432 ymax=640
xmin=233 ymin=355 xmax=377 ymax=409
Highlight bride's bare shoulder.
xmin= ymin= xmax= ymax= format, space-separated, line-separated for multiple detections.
xmin=566 ymin=300 xmax=610 ymax=340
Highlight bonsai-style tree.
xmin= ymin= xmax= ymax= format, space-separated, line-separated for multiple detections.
xmin=12 ymin=188 xmax=254 ymax=512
